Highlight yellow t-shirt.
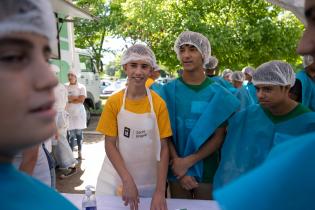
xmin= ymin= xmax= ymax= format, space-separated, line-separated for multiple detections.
xmin=145 ymin=78 xmax=155 ymax=88
xmin=96 ymin=89 xmax=172 ymax=139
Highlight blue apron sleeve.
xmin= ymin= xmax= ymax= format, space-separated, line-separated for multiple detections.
xmin=185 ymin=84 xmax=240 ymax=155
xmin=159 ymin=80 xmax=177 ymax=145
xmin=184 ymin=84 xmax=240 ymax=179
xmin=246 ymin=83 xmax=258 ymax=103
xmin=211 ymin=76 xmax=237 ymax=94
xmin=213 ymin=105 xmax=275 ymax=189
xmin=234 ymin=87 xmax=255 ymax=111
xmin=273 ymin=112 xmax=315 ymax=145
xmin=214 ymin=132 xmax=315 ymax=210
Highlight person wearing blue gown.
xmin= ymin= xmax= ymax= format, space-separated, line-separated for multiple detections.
xmin=0 ymin=1 xmax=77 ymax=209
xmin=242 ymin=66 xmax=258 ymax=103
xmin=205 ymin=59 xmax=237 ymax=94
xmin=214 ymin=60 xmax=315 ymax=190
xmin=296 ymin=55 xmax=315 ymax=111
xmin=159 ymin=31 xmax=240 ymax=199
xmin=214 ymin=1 xmax=315 ymax=209
xmin=231 ymin=71 xmax=254 ymax=110
xmin=222 ymin=69 xmax=233 ymax=83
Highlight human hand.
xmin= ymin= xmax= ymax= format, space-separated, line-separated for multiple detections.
xmin=179 ymin=175 xmax=198 ymax=191
xmin=150 ymin=191 xmax=167 ymax=210
xmin=171 ymin=157 xmax=192 ymax=179
xmin=68 ymin=95 xmax=77 ymax=101
xmin=122 ymin=178 xmax=139 ymax=210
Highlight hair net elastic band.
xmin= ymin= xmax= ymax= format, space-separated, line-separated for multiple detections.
xmin=121 ymin=55 xmax=155 ymax=67
xmin=253 ymin=80 xmax=296 ymax=87
xmin=177 ymin=41 xmax=204 ymax=57
xmin=120 ymin=44 xmax=157 ymax=68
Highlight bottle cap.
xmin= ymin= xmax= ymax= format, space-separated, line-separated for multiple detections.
xmin=85 ymin=185 xmax=95 ymax=197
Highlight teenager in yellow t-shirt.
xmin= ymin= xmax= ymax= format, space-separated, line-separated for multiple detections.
xmin=96 ymin=44 xmax=172 ymax=210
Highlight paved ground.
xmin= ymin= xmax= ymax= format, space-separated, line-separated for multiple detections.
xmin=56 ymin=115 xmax=105 ymax=194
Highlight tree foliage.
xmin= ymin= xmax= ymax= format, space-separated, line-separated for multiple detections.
xmin=104 ymin=54 xmax=124 ymax=76
xmin=74 ymin=0 xmax=304 ymax=74
xmin=73 ymin=0 xmax=125 ymax=72
xmin=111 ymin=0 xmax=304 ymax=73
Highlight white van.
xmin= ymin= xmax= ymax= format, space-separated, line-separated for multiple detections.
xmin=49 ymin=0 xmax=101 ymax=125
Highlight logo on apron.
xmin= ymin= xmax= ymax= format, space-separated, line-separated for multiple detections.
xmin=124 ymin=127 xmax=130 ymax=138
xmin=136 ymin=130 xmax=147 ymax=138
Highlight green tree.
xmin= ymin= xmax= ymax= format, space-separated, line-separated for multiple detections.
xmin=109 ymin=0 xmax=303 ymax=73
xmin=104 ymin=53 xmax=124 ymax=76
xmin=73 ymin=0 xmax=126 ymax=72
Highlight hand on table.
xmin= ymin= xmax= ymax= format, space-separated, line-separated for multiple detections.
xmin=150 ymin=191 xmax=168 ymax=210
xmin=122 ymin=178 xmax=139 ymax=210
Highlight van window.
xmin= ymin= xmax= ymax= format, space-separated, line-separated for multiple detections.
xmin=79 ymin=54 xmax=94 ymax=72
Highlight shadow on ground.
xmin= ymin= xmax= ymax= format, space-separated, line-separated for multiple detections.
xmin=56 ymin=160 xmax=85 ymax=194
xmin=83 ymin=133 xmax=104 ymax=145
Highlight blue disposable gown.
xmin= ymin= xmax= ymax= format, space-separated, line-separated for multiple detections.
xmin=150 ymin=82 xmax=163 ymax=94
xmin=214 ymin=104 xmax=315 ymax=189
xmin=0 ymin=163 xmax=77 ymax=210
xmin=234 ymin=86 xmax=255 ymax=111
xmin=159 ymin=79 xmax=240 ymax=181
xmin=210 ymin=76 xmax=237 ymax=94
xmin=214 ymin=132 xmax=315 ymax=210
xmin=296 ymin=70 xmax=315 ymax=111
xmin=244 ymin=82 xmax=258 ymax=103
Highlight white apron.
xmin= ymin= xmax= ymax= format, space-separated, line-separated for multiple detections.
xmin=66 ymin=84 xmax=87 ymax=130
xmin=96 ymin=88 xmax=161 ymax=197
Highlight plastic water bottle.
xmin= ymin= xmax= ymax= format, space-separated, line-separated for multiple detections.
xmin=82 ymin=185 xmax=97 ymax=210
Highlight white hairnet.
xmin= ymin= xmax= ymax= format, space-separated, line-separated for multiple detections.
xmin=205 ymin=56 xmax=218 ymax=70
xmin=0 ymin=0 xmax=57 ymax=48
xmin=252 ymin=61 xmax=296 ymax=87
xmin=68 ymin=70 xmax=79 ymax=78
xmin=231 ymin=71 xmax=245 ymax=82
xmin=121 ymin=44 xmax=156 ymax=67
xmin=242 ymin=66 xmax=255 ymax=76
xmin=174 ymin=31 xmax=211 ymax=65
xmin=222 ymin=69 xmax=233 ymax=77
xmin=303 ymin=55 xmax=314 ymax=68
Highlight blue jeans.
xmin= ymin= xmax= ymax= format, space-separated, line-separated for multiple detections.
xmin=68 ymin=129 xmax=83 ymax=151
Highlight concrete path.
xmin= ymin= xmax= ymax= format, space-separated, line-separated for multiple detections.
xmin=56 ymin=116 xmax=105 ymax=194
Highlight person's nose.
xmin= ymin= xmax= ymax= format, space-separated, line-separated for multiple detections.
xmin=181 ymin=49 xmax=191 ymax=60
xmin=31 ymin=57 xmax=58 ymax=91
xmin=297 ymin=27 xmax=315 ymax=56
xmin=134 ymin=65 xmax=143 ymax=75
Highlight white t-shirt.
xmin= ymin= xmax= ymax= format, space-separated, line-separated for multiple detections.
xmin=65 ymin=82 xmax=87 ymax=130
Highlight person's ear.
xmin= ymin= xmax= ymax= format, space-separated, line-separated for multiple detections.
xmin=123 ymin=64 xmax=127 ymax=72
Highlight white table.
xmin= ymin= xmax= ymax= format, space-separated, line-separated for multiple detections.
xmin=63 ymin=193 xmax=220 ymax=210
